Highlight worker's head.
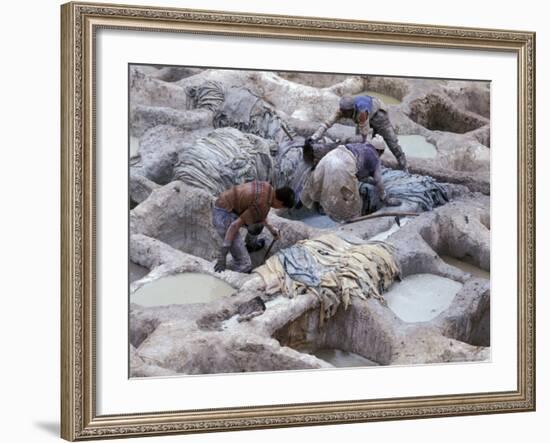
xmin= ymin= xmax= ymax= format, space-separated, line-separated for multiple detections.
xmin=272 ymin=186 xmax=296 ymax=209
xmin=370 ymin=134 xmax=386 ymax=155
xmin=340 ymin=95 xmax=373 ymax=119
xmin=339 ymin=95 xmax=355 ymax=118
xmin=246 ymin=223 xmax=264 ymax=236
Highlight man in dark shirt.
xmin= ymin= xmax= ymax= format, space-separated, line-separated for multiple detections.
xmin=212 ymin=181 xmax=295 ymax=273
xmin=345 ymin=142 xmax=400 ymax=207
xmin=303 ymin=137 xmax=400 ymax=208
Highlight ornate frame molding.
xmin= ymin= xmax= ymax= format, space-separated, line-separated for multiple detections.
xmin=61 ymin=2 xmax=536 ymax=440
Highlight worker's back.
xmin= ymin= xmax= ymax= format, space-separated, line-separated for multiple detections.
xmin=345 ymin=142 xmax=380 ymax=181
xmin=215 ymin=181 xmax=274 ymax=225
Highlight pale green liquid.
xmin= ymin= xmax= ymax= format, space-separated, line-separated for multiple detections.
xmin=385 ymin=274 xmax=463 ymax=323
xmin=362 ymin=90 xmax=401 ymax=106
xmin=441 ymin=255 xmax=490 ymax=280
xmin=298 ymin=346 xmax=379 ymax=367
xmin=132 ymin=273 xmax=235 ymax=307
xmin=312 ymin=348 xmax=379 ymax=368
xmin=397 ymin=135 xmax=438 ymax=159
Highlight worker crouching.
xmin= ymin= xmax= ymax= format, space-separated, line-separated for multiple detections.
xmin=301 ymin=136 xmax=400 ymax=222
xmin=212 ymin=181 xmax=296 ymax=273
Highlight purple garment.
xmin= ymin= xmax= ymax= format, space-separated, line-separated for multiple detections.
xmin=345 ymin=143 xmax=380 ymax=182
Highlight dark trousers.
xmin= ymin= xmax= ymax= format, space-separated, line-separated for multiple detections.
xmin=370 ymin=110 xmax=406 ymax=163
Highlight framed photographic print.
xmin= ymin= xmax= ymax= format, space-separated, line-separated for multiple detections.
xmin=61 ymin=1 xmax=536 ymax=440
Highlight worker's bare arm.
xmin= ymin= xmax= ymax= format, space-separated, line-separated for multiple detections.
xmin=263 ymin=220 xmax=280 ymax=239
xmin=357 ymin=111 xmax=370 ymax=142
xmin=223 ymin=217 xmax=245 ymax=247
xmin=312 ymin=109 xmax=341 ymax=140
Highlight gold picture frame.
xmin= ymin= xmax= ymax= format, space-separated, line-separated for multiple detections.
xmin=61 ymin=1 xmax=536 ymax=440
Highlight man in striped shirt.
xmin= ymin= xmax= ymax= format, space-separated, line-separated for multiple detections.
xmin=212 ymin=181 xmax=296 ymax=273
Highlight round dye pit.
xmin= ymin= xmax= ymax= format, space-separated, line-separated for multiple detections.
xmin=360 ymin=90 xmax=401 ymax=106
xmin=397 ymin=135 xmax=438 ymax=159
xmin=384 ymin=274 xmax=462 ymax=323
xmin=296 ymin=345 xmax=379 ymax=368
xmin=440 ymin=255 xmax=490 ymax=280
xmin=132 ymin=273 xmax=235 ymax=307
xmin=310 ymin=348 xmax=379 ymax=368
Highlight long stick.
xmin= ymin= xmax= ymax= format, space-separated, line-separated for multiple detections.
xmin=281 ymin=123 xmax=294 ymax=141
xmin=343 ymin=211 xmax=420 ymax=224
xmin=263 ymin=238 xmax=277 ymax=262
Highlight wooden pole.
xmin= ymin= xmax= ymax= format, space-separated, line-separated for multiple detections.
xmin=343 ymin=211 xmax=420 ymax=224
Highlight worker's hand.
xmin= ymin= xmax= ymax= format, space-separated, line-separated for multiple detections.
xmin=397 ymin=155 xmax=409 ymax=173
xmin=270 ymin=227 xmax=280 ymax=240
xmin=384 ymin=196 xmax=402 ymax=207
xmin=214 ymin=257 xmax=227 ymax=273
xmin=214 ymin=246 xmax=229 ymax=272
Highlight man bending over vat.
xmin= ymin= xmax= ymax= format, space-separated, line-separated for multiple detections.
xmin=301 ymin=136 xmax=401 ymax=222
xmin=213 ymin=180 xmax=296 ymax=273
xmin=309 ymin=94 xmax=408 ymax=171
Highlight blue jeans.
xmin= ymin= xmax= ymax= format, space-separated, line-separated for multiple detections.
xmin=212 ymin=207 xmax=252 ymax=273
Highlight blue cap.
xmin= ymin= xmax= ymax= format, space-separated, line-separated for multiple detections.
xmin=354 ymin=95 xmax=373 ymax=114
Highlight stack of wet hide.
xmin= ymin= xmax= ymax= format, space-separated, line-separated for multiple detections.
xmin=173 ymin=127 xmax=274 ymax=196
xmin=186 ymin=81 xmax=295 ymax=145
xmin=361 ymin=168 xmax=449 ymax=214
xmin=255 ymin=234 xmax=400 ymax=325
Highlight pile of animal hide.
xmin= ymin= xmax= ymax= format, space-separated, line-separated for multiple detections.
xmin=361 ymin=168 xmax=449 ymax=214
xmin=255 ymin=234 xmax=400 ymax=324
xmin=272 ymin=136 xmax=313 ymax=202
xmin=185 ymin=80 xmax=225 ymax=112
xmin=186 ymin=81 xmax=294 ymax=144
xmin=173 ymin=127 xmax=274 ymax=196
